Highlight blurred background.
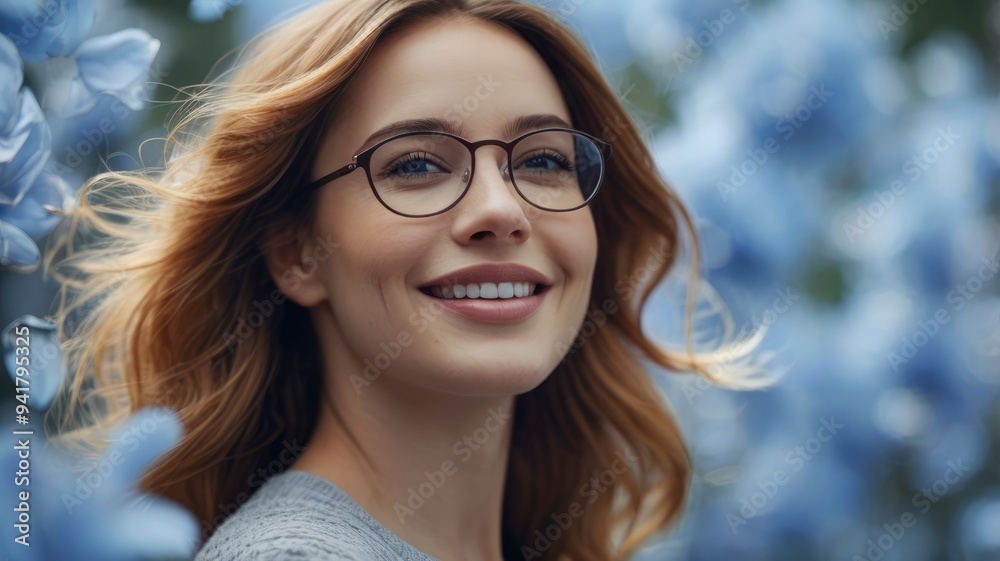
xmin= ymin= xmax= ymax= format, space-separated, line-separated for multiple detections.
xmin=0 ymin=0 xmax=997 ymax=560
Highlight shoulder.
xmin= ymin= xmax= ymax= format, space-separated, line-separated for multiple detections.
xmin=193 ymin=471 xmax=411 ymax=561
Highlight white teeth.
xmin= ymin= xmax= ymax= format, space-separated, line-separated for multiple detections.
xmin=427 ymin=282 xmax=538 ymax=300
xmin=498 ymin=282 xmax=514 ymax=298
xmin=480 ymin=282 xmax=498 ymax=299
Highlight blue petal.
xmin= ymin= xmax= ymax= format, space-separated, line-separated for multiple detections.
xmin=2 ymin=314 xmax=65 ymax=409
xmin=0 ymin=0 xmax=96 ymax=62
xmin=0 ymin=34 xmax=23 ymax=132
xmin=45 ymin=0 xmax=96 ymax=57
xmin=189 ymin=0 xmax=234 ymax=22
xmin=0 ymin=88 xmax=52 ymax=206
xmin=103 ymin=494 xmax=200 ymax=559
xmin=0 ymin=219 xmax=39 ymax=266
xmin=98 ymin=408 xmax=184 ymax=494
xmin=0 ymin=169 xmax=73 ymax=239
xmin=0 ymin=0 xmax=45 ymax=61
xmin=74 ymin=28 xmax=160 ymax=110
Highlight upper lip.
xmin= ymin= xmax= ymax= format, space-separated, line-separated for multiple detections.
xmin=420 ymin=264 xmax=553 ymax=288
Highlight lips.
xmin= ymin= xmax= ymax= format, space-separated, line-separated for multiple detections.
xmin=417 ymin=263 xmax=552 ymax=323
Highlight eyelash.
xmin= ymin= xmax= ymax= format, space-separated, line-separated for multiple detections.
xmin=381 ymin=152 xmax=447 ymax=178
xmin=521 ymin=150 xmax=575 ymax=171
xmin=380 ymin=148 xmax=575 ymax=179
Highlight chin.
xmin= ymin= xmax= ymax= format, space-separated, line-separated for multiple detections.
xmin=408 ymin=353 xmax=558 ymax=397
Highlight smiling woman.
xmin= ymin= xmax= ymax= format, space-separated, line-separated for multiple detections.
xmin=44 ymin=1 xmax=759 ymax=560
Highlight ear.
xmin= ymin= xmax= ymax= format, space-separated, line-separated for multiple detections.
xmin=260 ymin=220 xmax=328 ymax=308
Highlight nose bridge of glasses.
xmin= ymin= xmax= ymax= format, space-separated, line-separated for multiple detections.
xmin=467 ymin=139 xmax=512 ymax=183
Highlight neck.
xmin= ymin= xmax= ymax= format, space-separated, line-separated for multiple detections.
xmin=294 ymin=366 xmax=514 ymax=561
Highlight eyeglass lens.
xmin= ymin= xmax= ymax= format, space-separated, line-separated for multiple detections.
xmin=366 ymin=131 xmax=604 ymax=216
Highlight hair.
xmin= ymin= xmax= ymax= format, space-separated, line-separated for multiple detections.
xmin=45 ymin=1 xmax=768 ymax=560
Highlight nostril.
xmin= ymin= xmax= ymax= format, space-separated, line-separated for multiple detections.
xmin=471 ymin=231 xmax=494 ymax=241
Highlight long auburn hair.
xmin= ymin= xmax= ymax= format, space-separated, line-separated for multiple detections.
xmin=46 ymin=1 xmax=765 ymax=559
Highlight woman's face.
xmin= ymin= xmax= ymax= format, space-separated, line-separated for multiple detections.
xmin=278 ymin=17 xmax=598 ymax=396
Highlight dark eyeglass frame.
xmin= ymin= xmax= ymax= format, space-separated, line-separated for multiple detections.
xmin=301 ymin=126 xmax=613 ymax=218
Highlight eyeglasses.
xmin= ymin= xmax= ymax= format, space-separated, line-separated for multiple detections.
xmin=301 ymin=127 xmax=612 ymax=218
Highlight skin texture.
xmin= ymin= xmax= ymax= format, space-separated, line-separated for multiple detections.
xmin=264 ymin=16 xmax=598 ymax=561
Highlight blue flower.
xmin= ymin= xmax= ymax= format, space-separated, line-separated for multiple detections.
xmin=188 ymin=0 xmax=240 ymax=23
xmin=3 ymin=315 xmax=66 ymax=410
xmin=0 ymin=0 xmax=96 ymax=62
xmin=0 ymin=34 xmax=52 ymax=267
xmin=0 ymin=168 xmax=73 ymax=240
xmin=0 ymin=408 xmax=199 ymax=561
xmin=52 ymin=28 xmax=161 ymax=119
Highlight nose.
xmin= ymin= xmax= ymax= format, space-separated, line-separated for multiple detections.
xmin=451 ymin=145 xmax=532 ymax=245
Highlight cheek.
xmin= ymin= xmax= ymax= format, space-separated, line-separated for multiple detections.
xmin=562 ymin=212 xmax=599 ymax=280
xmin=315 ymin=210 xmax=437 ymax=306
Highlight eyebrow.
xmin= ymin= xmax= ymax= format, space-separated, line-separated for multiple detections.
xmin=356 ymin=113 xmax=573 ymax=153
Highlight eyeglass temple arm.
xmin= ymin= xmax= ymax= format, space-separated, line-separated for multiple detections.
xmin=303 ymin=161 xmax=358 ymax=192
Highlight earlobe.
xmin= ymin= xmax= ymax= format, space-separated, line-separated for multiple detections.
xmin=261 ymin=227 xmax=328 ymax=308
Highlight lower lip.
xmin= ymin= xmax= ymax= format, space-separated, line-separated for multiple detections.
xmin=420 ymin=289 xmax=546 ymax=323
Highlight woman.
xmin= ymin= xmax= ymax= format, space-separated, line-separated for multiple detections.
xmin=48 ymin=0 xmax=759 ymax=559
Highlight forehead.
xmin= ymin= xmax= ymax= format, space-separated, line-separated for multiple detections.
xmin=326 ymin=17 xmax=571 ymax=148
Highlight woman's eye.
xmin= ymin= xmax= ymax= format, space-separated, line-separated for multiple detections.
xmin=386 ymin=153 xmax=445 ymax=176
xmin=517 ymin=151 xmax=573 ymax=171
xmin=523 ymin=156 xmax=558 ymax=170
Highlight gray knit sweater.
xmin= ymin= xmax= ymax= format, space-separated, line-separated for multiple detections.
xmin=194 ymin=470 xmax=441 ymax=561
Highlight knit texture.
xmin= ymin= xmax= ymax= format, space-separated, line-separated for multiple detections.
xmin=194 ymin=470 xmax=441 ymax=561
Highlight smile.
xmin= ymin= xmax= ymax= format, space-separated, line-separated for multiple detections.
xmin=416 ymin=263 xmax=553 ymax=323
xmin=423 ymin=281 xmax=542 ymax=300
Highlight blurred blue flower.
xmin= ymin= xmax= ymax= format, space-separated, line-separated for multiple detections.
xmin=0 ymin=0 xmax=96 ymax=62
xmin=188 ymin=0 xmax=240 ymax=22
xmin=0 ymin=408 xmax=199 ymax=561
xmin=52 ymin=28 xmax=161 ymax=119
xmin=0 ymin=168 xmax=73 ymax=239
xmin=0 ymin=219 xmax=38 ymax=266
xmin=3 ymin=314 xmax=66 ymax=410
xmin=1 ymin=314 xmax=198 ymax=560
xmin=1 ymin=34 xmax=52 ymax=267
